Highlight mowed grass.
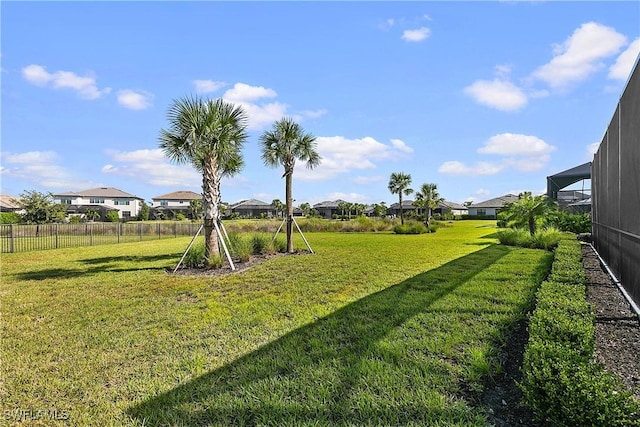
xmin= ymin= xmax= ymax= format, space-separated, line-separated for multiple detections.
xmin=0 ymin=221 xmax=552 ymax=426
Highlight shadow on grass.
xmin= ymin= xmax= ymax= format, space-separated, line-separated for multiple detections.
xmin=128 ymin=245 xmax=523 ymax=426
xmin=12 ymin=253 xmax=181 ymax=281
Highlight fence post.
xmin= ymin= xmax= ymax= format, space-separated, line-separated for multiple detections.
xmin=56 ymin=223 xmax=59 ymax=249
xmin=157 ymin=223 xmax=161 ymax=240
xmin=10 ymin=224 xmax=14 ymax=253
xmin=118 ymin=222 xmax=121 ymax=244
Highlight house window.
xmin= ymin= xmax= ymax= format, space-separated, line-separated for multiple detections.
xmin=160 ymin=201 xmax=168 ymax=206
xmin=477 ymin=209 xmax=487 ymax=216
xmin=179 ymin=200 xmax=184 ymax=204
xmin=90 ymin=198 xmax=105 ymax=204
xmin=60 ymin=198 xmax=72 ymax=204
xmin=122 ymin=211 xmax=131 ymax=219
xmin=114 ymin=200 xmax=130 ymax=206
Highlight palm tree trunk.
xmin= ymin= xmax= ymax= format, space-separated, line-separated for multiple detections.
xmin=203 ymin=156 xmax=220 ymax=265
xmin=528 ymin=216 xmax=536 ymax=236
xmin=285 ymin=170 xmax=294 ymax=253
xmin=399 ymin=194 xmax=404 ymax=225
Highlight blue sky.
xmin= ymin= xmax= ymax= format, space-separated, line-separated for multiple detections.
xmin=2 ymin=1 xmax=639 ymax=207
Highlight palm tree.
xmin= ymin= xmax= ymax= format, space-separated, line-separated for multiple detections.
xmin=415 ymin=183 xmax=444 ymax=227
xmin=271 ymin=199 xmax=285 ymax=218
xmin=299 ymin=202 xmax=311 ymax=217
xmin=260 ymin=117 xmax=321 ymax=253
xmin=159 ymin=96 xmax=248 ymax=266
xmin=189 ymin=199 xmax=203 ymax=220
xmin=388 ymin=172 xmax=413 ymax=225
xmin=85 ymin=207 xmax=100 ymax=222
xmin=502 ymin=192 xmax=555 ymax=235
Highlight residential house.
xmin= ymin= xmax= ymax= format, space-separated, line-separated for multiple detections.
xmin=313 ymin=200 xmax=346 ymax=219
xmin=228 ymin=199 xmax=274 ymax=218
xmin=53 ymin=187 xmax=144 ymax=221
xmin=467 ymin=194 xmax=519 ymax=218
xmin=435 ymin=200 xmax=468 ymax=217
xmin=0 ymin=195 xmax=21 ymax=212
xmin=151 ymin=190 xmax=202 ymax=219
xmin=388 ymin=200 xmax=418 ymax=218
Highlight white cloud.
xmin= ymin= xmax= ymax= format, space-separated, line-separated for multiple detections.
xmin=295 ymin=136 xmax=414 ymax=181
xmin=390 ymin=139 xmax=414 ymax=154
xmin=103 ymin=149 xmax=200 ymax=187
xmin=193 ymin=79 xmax=227 ymax=93
xmin=223 ymin=82 xmax=277 ymax=103
xmin=21 ymin=64 xmax=110 ymax=99
xmin=0 ymin=150 xmax=95 ymax=189
xmin=464 ymin=79 xmax=528 ymax=111
xmin=439 ymin=133 xmax=554 ymax=176
xmin=478 ymin=133 xmax=555 ymax=157
xmin=117 ymin=90 xmax=153 ymax=110
xmin=240 ymin=101 xmax=290 ymax=131
xmin=438 ymin=161 xmax=504 ymax=176
xmin=402 ymin=27 xmax=431 ymax=42
xmin=531 ymin=22 xmax=627 ymax=90
xmin=296 ymin=109 xmax=328 ymax=119
xmin=608 ymin=38 xmax=640 ymax=81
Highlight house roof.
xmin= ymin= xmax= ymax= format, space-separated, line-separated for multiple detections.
xmin=55 ymin=187 xmax=143 ymax=200
xmin=470 ymin=194 xmax=519 ymax=209
xmin=152 ymin=190 xmax=201 ymax=201
xmin=440 ymin=200 xmax=467 ymax=210
xmin=0 ymin=195 xmax=21 ymax=210
xmin=389 ymin=200 xmax=416 ymax=209
xmin=230 ymin=199 xmax=271 ymax=209
xmin=313 ymin=199 xmax=347 ymax=209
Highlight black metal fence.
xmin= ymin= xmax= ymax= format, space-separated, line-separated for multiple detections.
xmin=0 ymin=222 xmax=203 ymax=253
xmin=592 ymin=56 xmax=640 ymax=307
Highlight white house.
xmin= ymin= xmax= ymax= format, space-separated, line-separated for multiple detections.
xmin=53 ymin=187 xmax=144 ymax=220
xmin=467 ymin=194 xmax=519 ymax=218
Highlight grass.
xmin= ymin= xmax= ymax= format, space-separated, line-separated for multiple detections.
xmin=0 ymin=220 xmax=552 ymax=426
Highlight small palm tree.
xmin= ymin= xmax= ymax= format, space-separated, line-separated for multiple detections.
xmin=159 ymin=96 xmax=248 ymax=266
xmin=271 ymin=199 xmax=285 ymax=218
xmin=388 ymin=172 xmax=413 ymax=225
xmin=260 ymin=117 xmax=321 ymax=253
xmin=415 ymin=183 xmax=444 ymax=227
xmin=189 ymin=199 xmax=203 ymax=220
xmin=502 ymin=192 xmax=555 ymax=235
xmin=85 ymin=208 xmax=100 ymax=222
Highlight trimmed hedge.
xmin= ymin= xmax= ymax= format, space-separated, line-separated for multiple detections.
xmin=520 ymin=239 xmax=640 ymax=426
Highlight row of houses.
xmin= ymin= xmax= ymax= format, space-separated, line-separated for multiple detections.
xmin=1 ymin=187 xmax=525 ymax=221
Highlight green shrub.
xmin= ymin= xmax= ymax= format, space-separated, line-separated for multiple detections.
xmin=105 ymin=211 xmax=119 ymax=223
xmin=520 ymin=239 xmax=640 ymax=426
xmin=270 ymin=236 xmax=287 ymax=253
xmin=393 ymin=221 xmax=428 ymax=234
xmin=0 ymin=212 xmax=21 ymax=224
xmin=251 ymin=234 xmax=270 ymax=255
xmin=497 ymin=227 xmax=562 ymax=250
xmin=227 ymin=233 xmax=252 ymax=262
xmin=184 ymin=241 xmax=206 ymax=268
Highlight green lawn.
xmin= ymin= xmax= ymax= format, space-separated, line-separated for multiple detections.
xmin=1 ymin=220 xmax=552 ymax=426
